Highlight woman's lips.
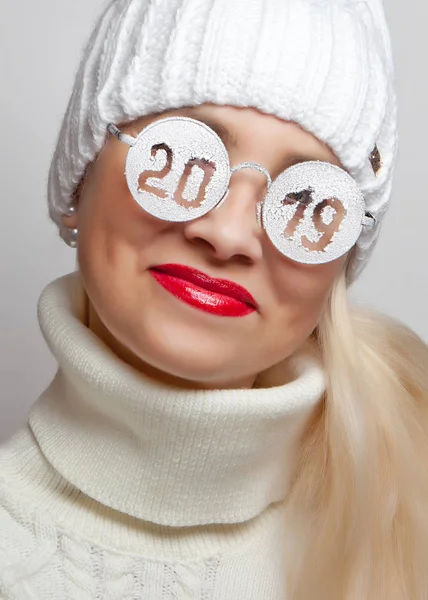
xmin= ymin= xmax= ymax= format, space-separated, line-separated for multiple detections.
xmin=149 ymin=263 xmax=258 ymax=317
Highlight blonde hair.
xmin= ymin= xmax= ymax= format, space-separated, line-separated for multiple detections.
xmin=284 ymin=256 xmax=428 ymax=598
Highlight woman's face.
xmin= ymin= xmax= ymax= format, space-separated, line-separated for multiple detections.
xmin=64 ymin=104 xmax=348 ymax=389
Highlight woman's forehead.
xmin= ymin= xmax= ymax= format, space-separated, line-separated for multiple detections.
xmin=125 ymin=104 xmax=343 ymax=170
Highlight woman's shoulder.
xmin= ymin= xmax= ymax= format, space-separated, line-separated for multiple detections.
xmin=0 ymin=466 xmax=58 ymax=598
xmin=0 ymin=425 xmax=61 ymax=598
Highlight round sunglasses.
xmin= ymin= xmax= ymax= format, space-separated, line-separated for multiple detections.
xmin=107 ymin=116 xmax=375 ymax=265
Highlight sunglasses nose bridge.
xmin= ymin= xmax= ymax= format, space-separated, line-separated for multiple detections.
xmin=214 ymin=162 xmax=270 ymax=228
xmin=230 ymin=162 xmax=272 ymax=188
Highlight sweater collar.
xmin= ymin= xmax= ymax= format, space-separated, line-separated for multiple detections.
xmin=29 ymin=270 xmax=325 ymax=527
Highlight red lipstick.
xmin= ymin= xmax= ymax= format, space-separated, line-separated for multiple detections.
xmin=149 ymin=263 xmax=257 ymax=317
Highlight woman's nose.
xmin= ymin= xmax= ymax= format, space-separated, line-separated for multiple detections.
xmin=182 ymin=169 xmax=267 ymax=263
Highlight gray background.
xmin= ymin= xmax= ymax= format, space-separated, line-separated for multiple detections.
xmin=0 ymin=1 xmax=426 ymax=441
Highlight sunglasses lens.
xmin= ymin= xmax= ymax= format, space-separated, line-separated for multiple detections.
xmin=125 ymin=117 xmax=230 ymax=222
xmin=262 ymin=161 xmax=365 ymax=264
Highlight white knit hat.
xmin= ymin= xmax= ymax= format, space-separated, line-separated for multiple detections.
xmin=48 ymin=0 xmax=398 ymax=284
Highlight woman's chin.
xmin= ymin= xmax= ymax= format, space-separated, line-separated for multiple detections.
xmin=136 ymin=349 xmax=249 ymax=388
xmin=124 ymin=334 xmax=257 ymax=388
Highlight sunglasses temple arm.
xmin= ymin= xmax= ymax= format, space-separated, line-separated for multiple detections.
xmin=362 ymin=211 xmax=376 ymax=230
xmin=107 ymin=123 xmax=136 ymax=147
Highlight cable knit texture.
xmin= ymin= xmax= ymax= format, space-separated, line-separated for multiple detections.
xmin=0 ymin=271 xmax=326 ymax=599
xmin=47 ymin=0 xmax=398 ymax=284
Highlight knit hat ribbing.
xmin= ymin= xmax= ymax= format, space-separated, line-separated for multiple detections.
xmin=48 ymin=0 xmax=398 ymax=284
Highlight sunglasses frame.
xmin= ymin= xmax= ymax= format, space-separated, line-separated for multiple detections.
xmin=106 ymin=117 xmax=376 ymax=263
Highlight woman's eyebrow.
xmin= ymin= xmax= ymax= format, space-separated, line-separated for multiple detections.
xmin=184 ymin=113 xmax=240 ymax=148
xmin=179 ymin=110 xmax=337 ymax=171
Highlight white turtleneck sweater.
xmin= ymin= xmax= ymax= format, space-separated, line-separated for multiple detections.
xmin=0 ymin=271 xmax=326 ymax=600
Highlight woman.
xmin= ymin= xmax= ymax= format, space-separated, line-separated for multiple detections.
xmin=1 ymin=0 xmax=427 ymax=598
